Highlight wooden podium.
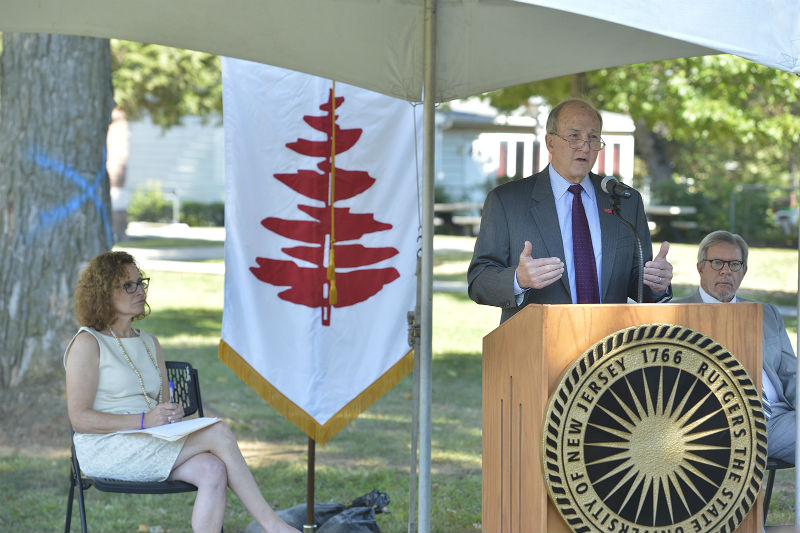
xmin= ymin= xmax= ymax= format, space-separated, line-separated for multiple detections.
xmin=482 ymin=302 xmax=764 ymax=533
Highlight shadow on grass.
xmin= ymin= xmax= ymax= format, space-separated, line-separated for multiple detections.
xmin=1 ymin=456 xmax=76 ymax=531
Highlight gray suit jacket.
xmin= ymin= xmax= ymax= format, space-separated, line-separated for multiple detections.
xmin=467 ymin=167 xmax=663 ymax=323
xmin=673 ymin=290 xmax=797 ymax=410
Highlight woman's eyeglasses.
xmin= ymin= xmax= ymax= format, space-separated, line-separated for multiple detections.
xmin=120 ymin=278 xmax=150 ymax=294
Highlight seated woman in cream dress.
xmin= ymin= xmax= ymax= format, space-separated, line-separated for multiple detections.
xmin=64 ymin=251 xmax=298 ymax=533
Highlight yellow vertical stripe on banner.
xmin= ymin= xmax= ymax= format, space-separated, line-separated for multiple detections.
xmin=218 ymin=339 xmax=414 ymax=445
xmin=327 ymin=80 xmax=338 ymax=306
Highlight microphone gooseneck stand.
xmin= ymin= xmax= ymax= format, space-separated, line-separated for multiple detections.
xmin=608 ymin=193 xmax=644 ymax=303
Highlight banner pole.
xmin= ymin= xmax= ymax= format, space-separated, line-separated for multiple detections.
xmin=305 ymin=436 xmax=316 ymax=532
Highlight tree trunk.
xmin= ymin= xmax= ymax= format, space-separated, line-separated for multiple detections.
xmin=0 ymin=34 xmax=113 ymax=391
xmin=633 ymin=119 xmax=672 ymax=185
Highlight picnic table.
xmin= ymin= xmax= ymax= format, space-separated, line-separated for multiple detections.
xmin=645 ymin=204 xmax=698 ymax=241
xmin=434 ymin=202 xmax=483 ymax=235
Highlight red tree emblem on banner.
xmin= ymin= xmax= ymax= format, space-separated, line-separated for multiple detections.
xmin=250 ymin=89 xmax=400 ymax=326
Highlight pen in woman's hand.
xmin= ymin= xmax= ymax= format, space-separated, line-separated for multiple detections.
xmin=169 ymin=379 xmax=175 ymax=404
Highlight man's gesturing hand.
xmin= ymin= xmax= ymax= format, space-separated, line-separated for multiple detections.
xmin=516 ymin=241 xmax=564 ymax=290
xmin=643 ymin=241 xmax=673 ymax=293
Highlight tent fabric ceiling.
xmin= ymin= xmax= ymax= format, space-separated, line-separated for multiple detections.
xmin=519 ymin=0 xmax=800 ymax=76
xmin=1 ymin=0 xmax=797 ymax=103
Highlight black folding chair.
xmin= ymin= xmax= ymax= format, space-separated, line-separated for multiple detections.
xmin=763 ymin=457 xmax=794 ymax=525
xmin=65 ymin=361 xmax=206 ymax=532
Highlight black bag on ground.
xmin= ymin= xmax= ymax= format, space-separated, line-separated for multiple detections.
xmin=346 ymin=488 xmax=391 ymax=514
xmin=248 ymin=489 xmax=390 ymax=533
xmin=275 ymin=503 xmax=345 ymax=531
xmin=317 ymin=506 xmax=380 ymax=533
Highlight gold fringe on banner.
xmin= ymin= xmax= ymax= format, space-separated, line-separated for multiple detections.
xmin=218 ymin=339 xmax=414 ymax=445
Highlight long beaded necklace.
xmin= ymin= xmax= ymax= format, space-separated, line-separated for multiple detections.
xmin=108 ymin=328 xmax=163 ymax=409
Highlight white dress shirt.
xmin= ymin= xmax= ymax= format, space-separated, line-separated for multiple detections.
xmin=514 ymin=168 xmax=602 ymax=304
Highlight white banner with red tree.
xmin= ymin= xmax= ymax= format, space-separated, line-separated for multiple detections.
xmin=219 ymin=59 xmax=422 ymax=444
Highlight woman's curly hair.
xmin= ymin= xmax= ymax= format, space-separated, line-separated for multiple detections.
xmin=74 ymin=251 xmax=150 ymax=331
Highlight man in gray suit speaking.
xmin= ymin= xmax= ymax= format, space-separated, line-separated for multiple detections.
xmin=468 ymin=98 xmax=673 ymax=323
xmin=673 ymin=230 xmax=796 ymax=464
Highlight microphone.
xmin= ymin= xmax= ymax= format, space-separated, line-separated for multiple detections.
xmin=601 ymin=175 xmax=643 ymax=301
xmin=601 ymin=176 xmax=634 ymax=199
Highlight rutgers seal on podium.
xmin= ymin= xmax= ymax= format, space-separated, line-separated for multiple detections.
xmin=542 ymin=324 xmax=768 ymax=533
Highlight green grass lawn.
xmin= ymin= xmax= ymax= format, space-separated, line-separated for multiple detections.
xmin=0 ymin=238 xmax=797 ymax=532
xmin=0 ymin=270 xmax=494 ymax=533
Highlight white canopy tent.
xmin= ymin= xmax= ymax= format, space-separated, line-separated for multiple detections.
xmin=2 ymin=1 xmax=799 ymax=530
xmin=2 ymin=0 xmax=798 ymax=103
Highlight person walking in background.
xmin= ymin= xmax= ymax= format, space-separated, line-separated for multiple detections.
xmin=673 ymin=230 xmax=796 ymax=464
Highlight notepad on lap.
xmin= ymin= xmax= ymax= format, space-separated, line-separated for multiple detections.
xmin=118 ymin=417 xmax=220 ymax=441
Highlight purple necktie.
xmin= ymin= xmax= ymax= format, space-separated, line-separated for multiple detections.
xmin=568 ymin=184 xmax=600 ymax=303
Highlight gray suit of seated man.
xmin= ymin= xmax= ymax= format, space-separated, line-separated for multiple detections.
xmin=673 ymin=230 xmax=796 ymax=464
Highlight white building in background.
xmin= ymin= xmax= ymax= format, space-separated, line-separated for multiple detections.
xmin=437 ymin=98 xmax=636 ymax=205
xmin=435 ymin=108 xmax=540 ymax=204
xmin=111 ymin=100 xmax=635 ymax=232
xmin=125 ymin=115 xmax=226 ymax=204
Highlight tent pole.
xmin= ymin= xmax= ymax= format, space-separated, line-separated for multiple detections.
xmin=794 ymin=214 xmax=800 ymax=530
xmin=418 ymin=0 xmax=436 ymax=531
xmin=408 ymin=261 xmax=421 ymax=533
